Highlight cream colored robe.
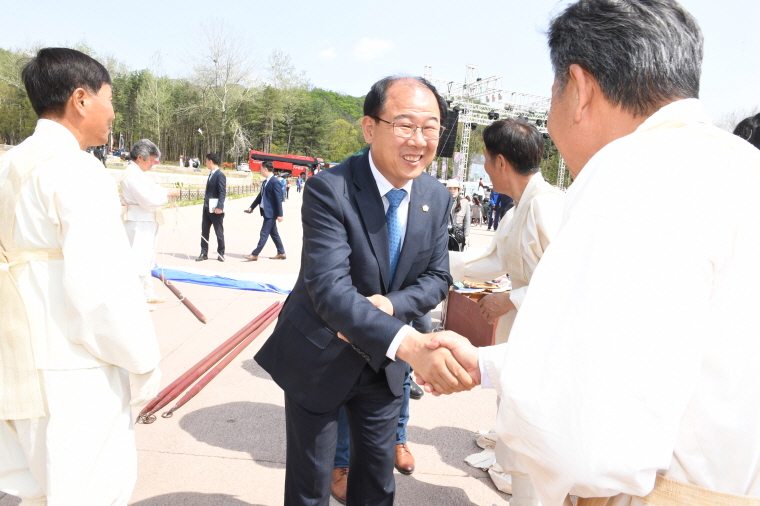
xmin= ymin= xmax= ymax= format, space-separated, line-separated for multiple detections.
xmin=450 ymin=172 xmax=565 ymax=345
xmin=120 ymin=161 xmax=169 ymax=296
xmin=480 ymin=99 xmax=760 ymax=506
xmin=0 ymin=119 xmax=161 ymax=504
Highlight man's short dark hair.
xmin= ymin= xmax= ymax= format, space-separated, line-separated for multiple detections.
xmin=482 ymin=119 xmax=544 ymax=176
xmin=261 ymin=161 xmax=274 ymax=172
xmin=364 ymin=76 xmax=448 ymax=124
xmin=206 ymin=153 xmax=220 ymax=166
xmin=734 ymin=113 xmax=760 ymax=150
xmin=549 ymin=0 xmax=703 ymax=117
xmin=21 ymin=47 xmax=111 ymax=118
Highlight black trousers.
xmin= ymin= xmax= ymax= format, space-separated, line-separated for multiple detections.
xmin=252 ymin=216 xmax=285 ymax=255
xmin=284 ymin=365 xmax=402 ymax=506
xmin=200 ymin=208 xmax=225 ymax=256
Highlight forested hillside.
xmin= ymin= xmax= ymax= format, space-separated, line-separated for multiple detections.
xmin=0 ymin=46 xmax=367 ymax=164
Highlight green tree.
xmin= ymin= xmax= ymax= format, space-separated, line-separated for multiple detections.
xmin=0 ymin=48 xmax=36 ymax=145
xmin=310 ymin=88 xmax=365 ymax=122
xmin=326 ymin=119 xmax=362 ymax=162
xmin=294 ymin=98 xmax=330 ymax=157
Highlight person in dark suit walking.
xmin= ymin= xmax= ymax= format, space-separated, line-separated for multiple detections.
xmin=244 ymin=161 xmax=285 ymax=260
xmin=254 ymin=76 xmax=475 ymax=506
xmin=196 ymin=153 xmax=226 ymax=262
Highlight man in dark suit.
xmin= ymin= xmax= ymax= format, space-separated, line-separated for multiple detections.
xmin=495 ymin=192 xmax=514 ymax=230
xmin=244 ymin=161 xmax=285 ymax=260
xmin=196 ymin=153 xmax=226 ymax=262
xmin=255 ymin=76 xmax=475 ymax=506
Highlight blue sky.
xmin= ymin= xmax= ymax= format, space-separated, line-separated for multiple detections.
xmin=4 ymin=0 xmax=758 ymax=123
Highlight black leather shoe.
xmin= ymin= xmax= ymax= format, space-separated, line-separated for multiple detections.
xmin=195 ymin=254 xmax=208 ymax=261
xmin=410 ymin=380 xmax=424 ymax=400
xmin=217 ymin=255 xmax=225 ymax=262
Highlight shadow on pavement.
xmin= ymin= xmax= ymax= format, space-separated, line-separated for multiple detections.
xmin=131 ymin=492 xmax=263 ymax=505
xmin=177 ymin=404 xmax=500 ymax=504
xmin=179 ymin=401 xmax=285 ymax=469
xmin=408 ymin=425 xmax=483 ymax=476
xmin=396 ymin=475 xmax=481 ymax=506
xmin=156 ymin=251 xmax=195 ymax=260
xmin=241 ymin=359 xmax=273 ymax=380
xmin=0 ymin=494 xmax=20 ymax=506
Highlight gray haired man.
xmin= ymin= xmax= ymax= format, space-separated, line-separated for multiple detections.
xmin=423 ymin=1 xmax=760 ymax=504
xmin=121 ymin=139 xmax=179 ymax=307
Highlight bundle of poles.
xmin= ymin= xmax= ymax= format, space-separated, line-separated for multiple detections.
xmin=137 ymin=301 xmax=282 ymax=424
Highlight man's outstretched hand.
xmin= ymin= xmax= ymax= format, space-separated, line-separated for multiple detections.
xmin=337 ymin=295 xmax=477 ymax=395
xmin=417 ymin=331 xmax=481 ymax=396
xmin=396 ymin=330 xmax=476 ymax=395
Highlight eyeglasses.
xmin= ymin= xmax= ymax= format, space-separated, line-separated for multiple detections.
xmin=371 ymin=116 xmax=445 ymax=140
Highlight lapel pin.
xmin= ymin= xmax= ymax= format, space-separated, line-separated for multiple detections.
xmin=422 ymin=205 xmax=429 ymax=212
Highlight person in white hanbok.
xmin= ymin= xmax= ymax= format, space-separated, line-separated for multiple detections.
xmin=120 ymin=139 xmax=179 ymax=306
xmin=420 ymin=1 xmax=760 ymax=505
xmin=449 ymin=119 xmax=564 ymax=505
xmin=0 ymin=48 xmax=162 ymax=506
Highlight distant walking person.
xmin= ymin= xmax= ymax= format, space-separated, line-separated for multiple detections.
xmin=296 ymin=175 xmax=302 ymax=193
xmin=244 ymin=161 xmax=285 ymax=260
xmin=196 ymin=153 xmax=226 ymax=262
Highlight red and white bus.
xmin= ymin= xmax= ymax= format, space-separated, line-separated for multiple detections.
xmin=248 ymin=150 xmax=324 ymax=178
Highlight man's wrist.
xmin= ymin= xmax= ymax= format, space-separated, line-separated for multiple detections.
xmin=394 ymin=328 xmax=423 ymax=362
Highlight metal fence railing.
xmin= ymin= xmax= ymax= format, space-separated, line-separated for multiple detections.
xmin=175 ymin=183 xmax=261 ymax=202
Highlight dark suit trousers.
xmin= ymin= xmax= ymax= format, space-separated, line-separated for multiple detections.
xmin=200 ymin=208 xmax=225 ymax=255
xmin=252 ymin=215 xmax=285 ymax=255
xmin=284 ymin=364 xmax=402 ymax=506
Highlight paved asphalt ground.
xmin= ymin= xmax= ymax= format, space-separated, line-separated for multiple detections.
xmin=1 ymin=183 xmax=509 ymax=506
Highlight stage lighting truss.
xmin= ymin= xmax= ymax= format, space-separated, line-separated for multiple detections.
xmin=424 ymin=64 xmax=568 ymax=189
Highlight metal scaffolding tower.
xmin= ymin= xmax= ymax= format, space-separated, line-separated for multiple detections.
xmin=423 ymin=64 xmax=568 ymax=189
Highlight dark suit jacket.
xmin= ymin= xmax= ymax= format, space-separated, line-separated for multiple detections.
xmin=496 ymin=193 xmax=514 ymax=215
xmin=204 ymin=169 xmax=227 ymax=211
xmin=255 ymin=151 xmax=453 ymax=413
xmin=248 ymin=176 xmax=284 ymax=219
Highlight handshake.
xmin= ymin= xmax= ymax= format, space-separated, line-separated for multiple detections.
xmin=339 ymin=294 xmax=481 ymax=396
xmin=396 ymin=329 xmax=480 ymax=396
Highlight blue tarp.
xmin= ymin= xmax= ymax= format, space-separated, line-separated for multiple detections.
xmin=151 ymin=266 xmax=291 ymax=295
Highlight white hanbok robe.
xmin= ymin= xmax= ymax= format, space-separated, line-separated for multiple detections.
xmin=0 ymin=119 xmax=161 ymax=505
xmin=450 ymin=172 xmax=565 ymax=345
xmin=450 ymin=173 xmax=564 ymax=505
xmin=480 ymin=99 xmax=760 ymax=506
xmin=120 ymin=161 xmax=168 ymax=298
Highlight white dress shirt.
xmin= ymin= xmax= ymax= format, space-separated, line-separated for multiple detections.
xmin=260 ymin=174 xmax=274 ymax=209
